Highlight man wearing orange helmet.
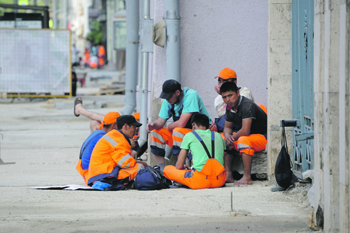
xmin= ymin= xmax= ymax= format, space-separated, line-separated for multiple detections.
xmin=209 ymin=68 xmax=254 ymax=133
xmin=76 ymin=112 xmax=120 ymax=184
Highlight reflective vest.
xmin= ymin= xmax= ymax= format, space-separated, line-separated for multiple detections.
xmin=98 ymin=45 xmax=105 ymax=57
xmin=86 ymin=129 xmax=138 ymax=186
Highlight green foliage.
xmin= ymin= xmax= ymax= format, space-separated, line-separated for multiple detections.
xmin=87 ymin=21 xmax=102 ymax=44
xmin=0 ymin=0 xmax=16 ymax=4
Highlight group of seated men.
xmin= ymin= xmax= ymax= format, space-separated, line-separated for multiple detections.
xmin=74 ymin=67 xmax=267 ymax=190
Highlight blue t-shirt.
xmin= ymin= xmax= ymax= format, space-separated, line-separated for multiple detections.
xmin=80 ymin=130 xmax=106 ymax=170
xmin=158 ymin=87 xmax=211 ymax=126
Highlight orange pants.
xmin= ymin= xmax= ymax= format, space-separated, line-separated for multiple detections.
xmin=225 ymin=104 xmax=267 ymax=155
xmin=150 ymin=127 xmax=192 ymax=156
xmin=232 ymin=134 xmax=267 ymax=156
xmin=164 ymin=159 xmax=226 ymax=189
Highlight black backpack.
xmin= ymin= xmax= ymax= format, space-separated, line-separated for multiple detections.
xmin=275 ymin=126 xmax=293 ymax=189
xmin=134 ymin=166 xmax=172 ymax=190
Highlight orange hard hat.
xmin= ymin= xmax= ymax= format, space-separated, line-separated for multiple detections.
xmin=215 ymin=68 xmax=237 ymax=80
xmin=133 ymin=112 xmax=140 ymax=121
xmin=98 ymin=112 xmax=121 ymax=129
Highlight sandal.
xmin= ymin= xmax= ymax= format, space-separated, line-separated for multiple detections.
xmin=74 ymin=97 xmax=83 ymax=117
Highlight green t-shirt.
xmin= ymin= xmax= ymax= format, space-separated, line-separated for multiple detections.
xmin=180 ymin=129 xmax=225 ymax=172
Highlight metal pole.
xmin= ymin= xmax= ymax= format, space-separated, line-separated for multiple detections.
xmin=64 ymin=0 xmax=68 ymax=28
xmin=53 ymin=0 xmax=57 ymax=29
xmin=43 ymin=6 xmax=49 ymax=28
xmin=119 ymin=0 xmax=139 ymax=115
xmin=165 ymin=0 xmax=181 ymax=82
xmin=138 ymin=0 xmax=151 ymax=148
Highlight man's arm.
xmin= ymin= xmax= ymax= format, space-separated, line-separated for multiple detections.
xmin=136 ymin=160 xmax=148 ymax=168
xmin=146 ymin=117 xmax=166 ymax=133
xmin=167 ymin=112 xmax=192 ymax=131
xmin=111 ymin=148 xmax=136 ymax=169
xmin=175 ymin=148 xmax=189 ymax=170
xmin=224 ymin=121 xmax=234 ymax=146
xmin=209 ymin=122 xmax=218 ymax=131
xmin=232 ymin=118 xmax=252 ymax=140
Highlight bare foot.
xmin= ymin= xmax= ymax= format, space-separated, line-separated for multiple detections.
xmin=233 ymin=177 xmax=252 ymax=186
xmin=225 ymin=173 xmax=234 ymax=183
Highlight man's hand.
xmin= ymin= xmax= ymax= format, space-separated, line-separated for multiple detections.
xmin=146 ymin=122 xmax=155 ymax=133
xmin=146 ymin=118 xmax=167 ymax=133
xmin=136 ymin=160 xmax=148 ymax=168
xmin=209 ymin=122 xmax=217 ymax=131
xmin=224 ymin=134 xmax=235 ymax=147
xmin=214 ymin=85 xmax=220 ymax=95
xmin=131 ymin=150 xmax=138 ymax=158
xmin=130 ymin=137 xmax=138 ymax=148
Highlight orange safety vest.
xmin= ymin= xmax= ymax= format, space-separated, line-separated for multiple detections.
xmin=98 ymin=45 xmax=105 ymax=57
xmin=98 ymin=57 xmax=104 ymax=66
xmin=86 ymin=129 xmax=140 ymax=186
xmin=84 ymin=50 xmax=90 ymax=62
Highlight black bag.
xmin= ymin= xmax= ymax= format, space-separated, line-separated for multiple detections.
xmin=134 ymin=166 xmax=171 ymax=190
xmin=275 ymin=126 xmax=293 ymax=189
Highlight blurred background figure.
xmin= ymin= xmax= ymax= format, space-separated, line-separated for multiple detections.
xmin=71 ymin=44 xmax=80 ymax=67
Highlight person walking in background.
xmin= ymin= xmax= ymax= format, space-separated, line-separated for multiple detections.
xmin=97 ymin=44 xmax=106 ymax=68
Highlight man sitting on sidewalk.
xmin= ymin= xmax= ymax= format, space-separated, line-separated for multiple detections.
xmin=74 ymin=98 xmax=146 ymax=158
xmin=76 ymin=112 xmax=120 ymax=184
xmin=220 ymin=82 xmax=267 ymax=185
xmin=86 ymin=115 xmax=147 ymax=190
xmin=163 ymin=113 xmax=226 ymax=189
xmin=146 ymin=79 xmax=211 ymax=171
xmin=209 ymin=67 xmax=254 ymax=134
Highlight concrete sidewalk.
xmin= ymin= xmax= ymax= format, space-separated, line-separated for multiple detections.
xmin=0 ymin=96 xmax=314 ymax=232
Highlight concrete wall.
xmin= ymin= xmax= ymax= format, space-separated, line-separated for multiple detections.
xmin=150 ymin=0 xmax=268 ymax=120
xmin=313 ymin=0 xmax=350 ymax=231
xmin=106 ymin=0 xmax=116 ymax=68
xmin=267 ymin=0 xmax=293 ymax=177
xmin=338 ymin=1 xmax=350 ymax=231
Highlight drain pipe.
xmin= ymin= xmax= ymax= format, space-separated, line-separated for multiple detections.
xmin=119 ymin=0 xmax=139 ymax=115
xmin=165 ymin=0 xmax=181 ymax=82
xmin=138 ymin=0 xmax=153 ymax=148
